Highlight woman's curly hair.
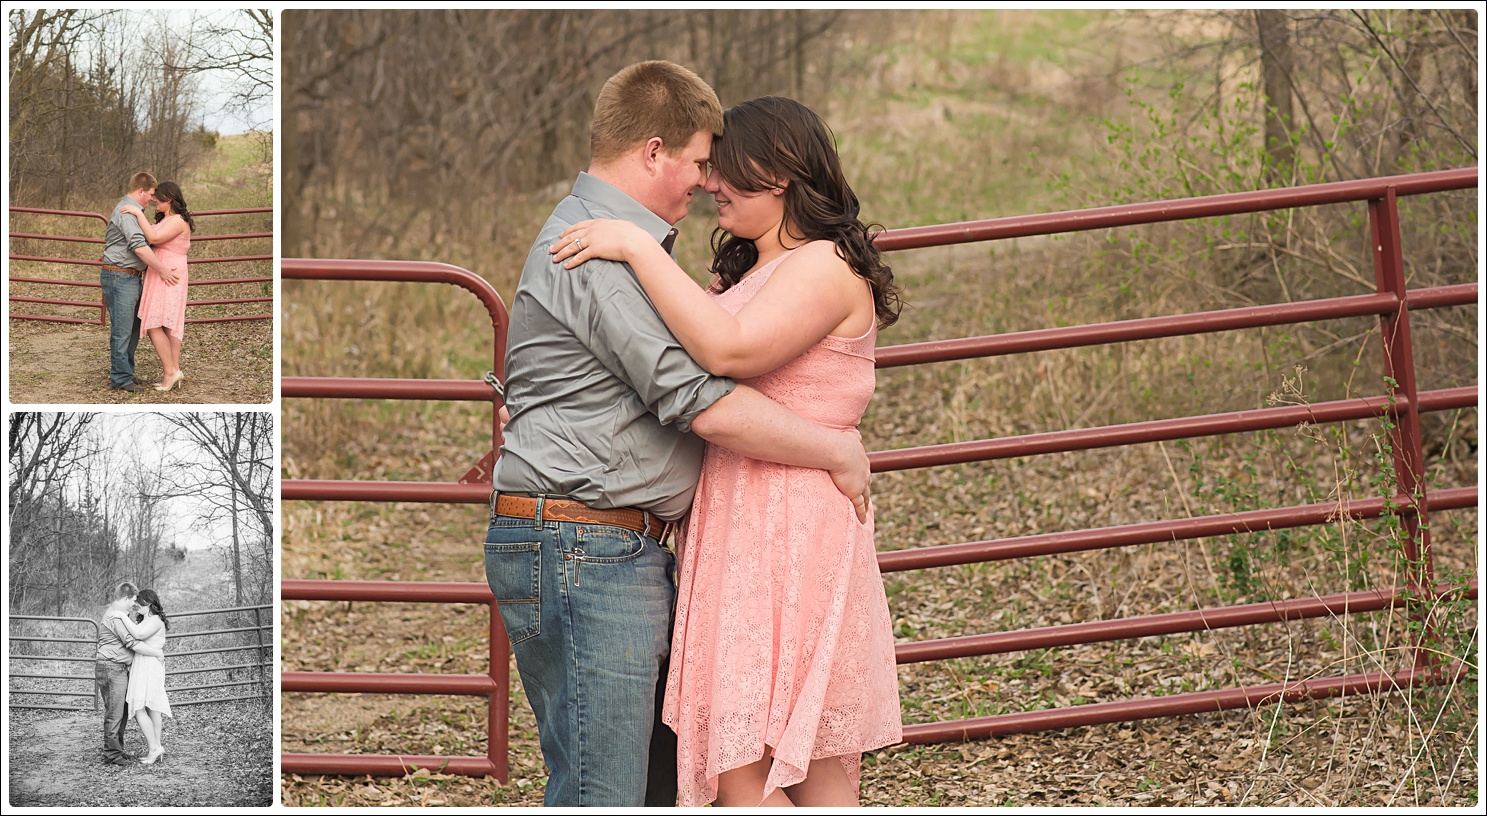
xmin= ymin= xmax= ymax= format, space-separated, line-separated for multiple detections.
xmin=708 ymin=96 xmax=902 ymax=328
xmin=135 ymin=588 xmax=170 ymax=630
xmin=152 ymin=181 xmax=195 ymax=233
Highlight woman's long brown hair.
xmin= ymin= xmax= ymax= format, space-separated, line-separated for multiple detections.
xmin=152 ymin=181 xmax=195 ymax=233
xmin=135 ymin=588 xmax=170 ymax=630
xmin=708 ymin=96 xmax=902 ymax=328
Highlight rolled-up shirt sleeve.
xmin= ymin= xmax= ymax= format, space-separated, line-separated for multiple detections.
xmin=104 ymin=611 xmax=137 ymax=648
xmin=579 ymin=259 xmax=734 ymax=433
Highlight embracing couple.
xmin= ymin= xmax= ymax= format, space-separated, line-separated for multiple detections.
xmin=485 ymin=60 xmax=903 ymax=808
xmin=95 ymin=581 xmax=173 ymax=767
xmin=102 ymin=171 xmax=195 ymax=393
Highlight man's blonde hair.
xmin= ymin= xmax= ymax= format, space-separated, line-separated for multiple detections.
xmin=589 ymin=60 xmax=723 ymax=164
xmin=128 ymin=172 xmax=157 ymax=194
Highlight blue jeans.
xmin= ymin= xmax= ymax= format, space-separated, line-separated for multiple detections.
xmin=96 ymin=658 xmax=131 ymax=763
xmin=100 ymin=267 xmax=142 ymax=387
xmin=484 ymin=504 xmax=678 ymax=807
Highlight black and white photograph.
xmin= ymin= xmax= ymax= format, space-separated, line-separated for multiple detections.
xmin=6 ymin=412 xmax=274 ymax=807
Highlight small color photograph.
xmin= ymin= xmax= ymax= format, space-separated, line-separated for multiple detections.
xmin=7 ymin=9 xmax=273 ymax=405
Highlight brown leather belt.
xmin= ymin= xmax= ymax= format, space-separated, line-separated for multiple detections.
xmin=493 ymin=494 xmax=666 ymax=539
xmin=101 ymin=264 xmax=143 ymax=274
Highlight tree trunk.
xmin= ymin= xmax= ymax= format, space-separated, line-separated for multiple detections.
xmin=1255 ymin=10 xmax=1295 ymax=183
xmin=53 ymin=510 xmax=64 ymax=617
xmin=231 ymin=490 xmax=244 ymax=606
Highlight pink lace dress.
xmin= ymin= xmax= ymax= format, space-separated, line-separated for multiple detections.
xmin=136 ymin=216 xmax=190 ymax=335
xmin=125 ymin=623 xmax=171 ymax=717
xmin=662 ymin=250 xmax=902 ymax=806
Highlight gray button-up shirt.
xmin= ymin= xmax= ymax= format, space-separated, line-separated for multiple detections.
xmin=102 ymin=196 xmax=148 ymax=270
xmin=492 ymin=173 xmax=735 ymax=520
xmin=95 ymin=605 xmax=138 ymax=664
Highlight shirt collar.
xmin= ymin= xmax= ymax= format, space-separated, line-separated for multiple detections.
xmin=571 ymin=172 xmax=679 ymax=252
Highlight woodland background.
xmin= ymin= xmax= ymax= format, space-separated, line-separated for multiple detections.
xmin=7 ymin=412 xmax=274 ymax=616
xmin=8 ymin=8 xmax=272 ymax=206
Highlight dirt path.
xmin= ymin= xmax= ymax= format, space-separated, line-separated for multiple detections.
xmin=7 ymin=318 xmax=272 ymax=405
xmin=8 ymin=703 xmax=273 ymax=807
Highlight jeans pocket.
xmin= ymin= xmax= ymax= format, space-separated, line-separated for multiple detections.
xmin=572 ymin=526 xmax=647 ymax=562
xmin=483 ymin=540 xmax=542 ymax=645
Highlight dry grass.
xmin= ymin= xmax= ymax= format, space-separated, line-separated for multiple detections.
xmin=8 ymin=703 xmax=273 ymax=807
xmin=279 ymin=232 xmax=1478 ymax=808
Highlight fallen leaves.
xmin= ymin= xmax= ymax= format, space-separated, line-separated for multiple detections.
xmin=9 ymin=702 xmax=272 ymax=807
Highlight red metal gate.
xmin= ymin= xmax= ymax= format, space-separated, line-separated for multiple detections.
xmin=8 ymin=206 xmax=273 ymax=324
xmin=279 ymin=260 xmax=510 ymax=779
xmin=871 ymin=167 xmax=1477 ymax=741
xmin=279 ymin=167 xmax=1476 ymax=775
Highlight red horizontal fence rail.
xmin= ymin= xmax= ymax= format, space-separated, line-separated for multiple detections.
xmin=868 ymin=167 xmax=1478 ymax=743
xmin=280 ymin=168 xmax=1477 ymax=778
xmin=8 ymin=206 xmax=273 ymax=324
xmin=8 ymin=604 xmax=273 ymax=711
xmin=280 ymin=580 xmax=508 ymax=777
xmin=280 ymin=259 xmax=511 ymax=780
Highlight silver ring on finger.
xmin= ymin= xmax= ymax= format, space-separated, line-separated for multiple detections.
xmin=575 ymin=237 xmax=583 ymax=251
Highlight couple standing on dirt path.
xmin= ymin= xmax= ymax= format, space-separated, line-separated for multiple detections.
xmin=95 ymin=581 xmax=173 ymax=768
xmin=102 ymin=171 xmax=194 ymax=395
xmin=486 ymin=60 xmax=904 ymax=808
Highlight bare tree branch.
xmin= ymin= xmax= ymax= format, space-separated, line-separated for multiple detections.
xmin=1352 ymin=9 xmax=1477 ymax=159
xmin=168 ymin=9 xmax=273 ymax=129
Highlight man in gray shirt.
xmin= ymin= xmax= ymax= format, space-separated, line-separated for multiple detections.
xmin=95 ymin=581 xmax=140 ymax=764
xmin=101 ymin=171 xmax=178 ymax=392
xmin=485 ymin=61 xmax=871 ymax=808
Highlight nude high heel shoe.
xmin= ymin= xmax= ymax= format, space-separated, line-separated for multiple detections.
xmin=155 ymin=371 xmax=184 ymax=392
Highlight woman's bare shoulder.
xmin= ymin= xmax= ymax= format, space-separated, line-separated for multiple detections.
xmin=782 ymin=239 xmax=851 ymax=273
xmin=793 ymin=238 xmax=844 ymax=258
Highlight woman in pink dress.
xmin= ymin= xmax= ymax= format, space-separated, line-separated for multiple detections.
xmin=120 ymin=588 xmax=172 ymax=765
xmin=552 ymin=96 xmax=904 ymax=807
xmin=120 ymin=180 xmax=193 ymax=392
